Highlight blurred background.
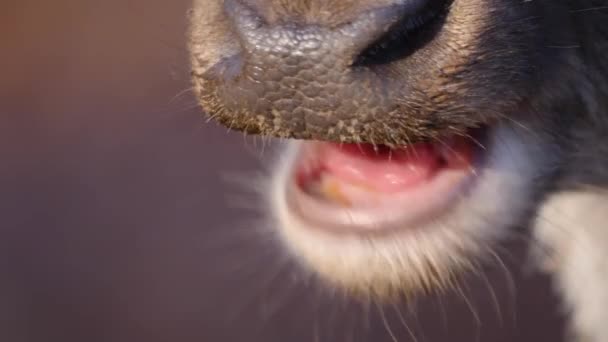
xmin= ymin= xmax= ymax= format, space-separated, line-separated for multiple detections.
xmin=1 ymin=1 xmax=566 ymax=341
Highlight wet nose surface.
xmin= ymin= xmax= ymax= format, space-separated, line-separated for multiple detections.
xmin=225 ymin=0 xmax=419 ymax=66
xmin=211 ymin=0 xmax=404 ymax=140
xmin=199 ymin=0 xmax=447 ymax=142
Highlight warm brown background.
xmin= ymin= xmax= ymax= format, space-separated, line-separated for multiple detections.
xmin=1 ymin=1 xmax=566 ymax=341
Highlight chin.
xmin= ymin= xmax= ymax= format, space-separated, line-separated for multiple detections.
xmin=268 ymin=121 xmax=549 ymax=298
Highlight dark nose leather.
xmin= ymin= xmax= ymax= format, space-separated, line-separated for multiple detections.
xmin=224 ymin=0 xmax=420 ymax=68
xmin=205 ymin=0 xmax=440 ymax=141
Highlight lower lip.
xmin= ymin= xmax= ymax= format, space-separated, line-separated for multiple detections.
xmin=285 ymin=140 xmax=481 ymax=234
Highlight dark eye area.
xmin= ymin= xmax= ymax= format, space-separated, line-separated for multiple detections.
xmin=353 ymin=0 xmax=452 ymax=67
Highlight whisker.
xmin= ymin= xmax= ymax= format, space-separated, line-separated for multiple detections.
xmin=392 ymin=302 xmax=420 ymax=342
xmin=376 ymin=301 xmax=399 ymax=342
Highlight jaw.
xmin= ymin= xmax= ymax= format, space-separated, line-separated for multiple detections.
xmin=268 ymin=122 xmax=548 ymax=298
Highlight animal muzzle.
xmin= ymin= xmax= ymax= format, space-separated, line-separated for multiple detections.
xmin=199 ymin=0 xmax=452 ymax=144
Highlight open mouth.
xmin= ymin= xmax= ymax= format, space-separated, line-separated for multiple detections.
xmin=285 ymin=128 xmax=488 ymax=234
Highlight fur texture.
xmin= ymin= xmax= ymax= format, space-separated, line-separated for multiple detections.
xmin=535 ymin=191 xmax=608 ymax=342
xmin=190 ymin=0 xmax=608 ymax=340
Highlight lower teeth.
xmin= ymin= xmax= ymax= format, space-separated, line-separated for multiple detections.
xmin=307 ymin=173 xmax=384 ymax=207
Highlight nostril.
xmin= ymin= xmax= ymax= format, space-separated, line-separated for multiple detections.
xmin=224 ymin=0 xmax=451 ymax=67
xmin=201 ymin=0 xmax=456 ymax=142
xmin=353 ymin=0 xmax=452 ymax=67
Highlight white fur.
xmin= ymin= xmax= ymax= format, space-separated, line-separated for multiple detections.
xmin=535 ymin=190 xmax=608 ymax=342
xmin=268 ymin=123 xmax=551 ymax=296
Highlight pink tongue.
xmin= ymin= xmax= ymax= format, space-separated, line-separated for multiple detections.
xmin=321 ymin=143 xmax=441 ymax=193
